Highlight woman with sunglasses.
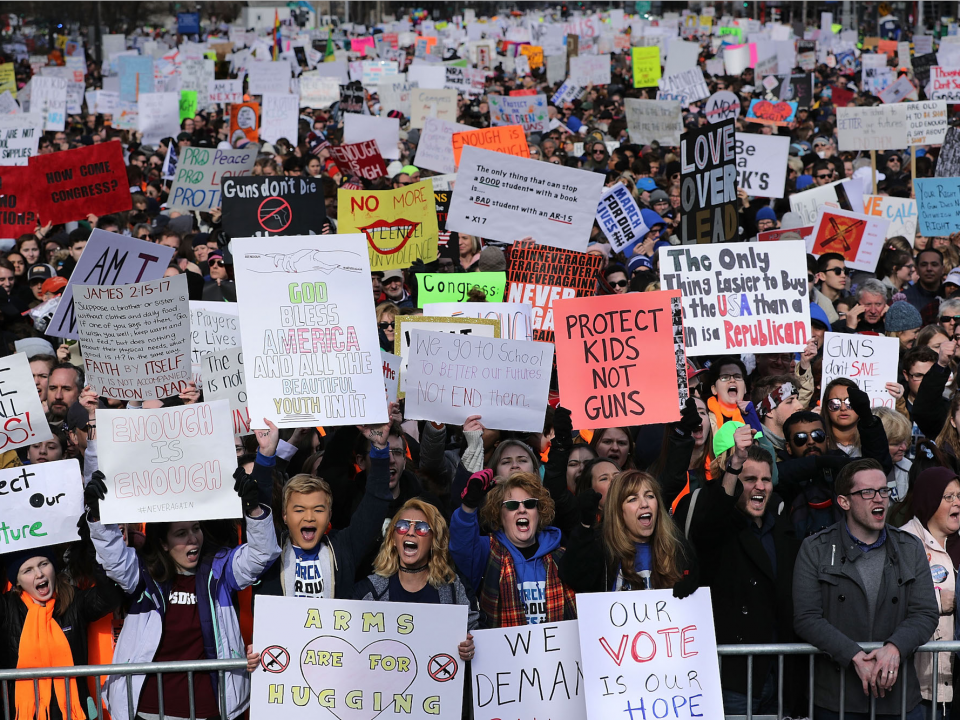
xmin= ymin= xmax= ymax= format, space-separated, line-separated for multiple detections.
xmin=450 ymin=471 xmax=576 ymax=627
xmin=355 ymin=499 xmax=478 ymax=661
xmin=821 ymin=379 xmax=897 ymax=467
xmin=376 ymin=301 xmax=399 ymax=351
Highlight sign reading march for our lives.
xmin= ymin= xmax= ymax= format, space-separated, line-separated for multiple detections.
xmin=416 ymin=272 xmax=506 ymax=306
xmin=658 ymin=241 xmax=810 ymax=356
xmin=915 ymin=178 xmax=960 ymax=236
xmin=472 ymin=620 xmax=586 ymax=720
xmin=447 ymin=146 xmax=604 ymax=252
xmin=203 ymin=348 xmax=252 ymax=437
xmin=73 ymin=275 xmax=191 ymax=402
xmin=47 ymin=229 xmax=175 ymax=340
xmin=679 ymin=118 xmax=739 ymax=244
xmin=29 ymin=142 xmax=131 ymax=224
xmin=232 ymin=234 xmax=388 ymax=429
xmin=596 ymin=182 xmax=646 ymax=252
xmin=337 ymin=180 xmax=439 ymax=271
xmin=250 ymin=596 xmax=467 ymax=720
xmin=554 ymin=291 xmax=687 ymax=429
xmin=577 ymin=589 xmax=723 ymax=720
xmin=168 ymin=145 xmax=258 ymax=212
xmin=221 ymin=176 xmax=325 ymax=237
xmin=96 ymin=400 xmax=240 ymax=524
xmin=734 ymin=133 xmax=789 ymax=199
xmin=403 ymin=329 xmax=552 ymax=432
xmin=821 ymin=332 xmax=900 ymax=409
xmin=0 ymin=460 xmax=83 ymax=554
xmin=0 ymin=353 xmax=53 ymax=451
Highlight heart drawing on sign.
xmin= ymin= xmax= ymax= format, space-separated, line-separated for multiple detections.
xmin=751 ymin=100 xmax=794 ymax=123
xmin=299 ymin=635 xmax=418 ymax=720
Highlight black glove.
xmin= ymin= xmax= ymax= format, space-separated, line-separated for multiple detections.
xmin=553 ymin=406 xmax=574 ymax=451
xmin=234 ymin=467 xmax=259 ymax=517
xmin=672 ymin=569 xmax=698 ymax=600
xmin=846 ymin=383 xmax=872 ymax=423
xmin=674 ymin=398 xmax=702 ymax=439
xmin=577 ymin=489 xmax=602 ymax=528
xmin=461 ymin=469 xmax=495 ymax=510
xmin=84 ymin=471 xmax=107 ymax=522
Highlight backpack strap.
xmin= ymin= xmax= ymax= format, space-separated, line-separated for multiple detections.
xmin=684 ymin=488 xmax=701 ymax=538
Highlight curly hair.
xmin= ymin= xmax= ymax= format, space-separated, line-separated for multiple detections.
xmin=479 ymin=472 xmax=555 ymax=532
xmin=372 ymin=499 xmax=456 ymax=588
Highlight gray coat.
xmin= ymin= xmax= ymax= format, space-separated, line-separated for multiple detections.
xmin=792 ymin=521 xmax=939 ymax=714
xmin=354 ymin=573 xmax=481 ymax=631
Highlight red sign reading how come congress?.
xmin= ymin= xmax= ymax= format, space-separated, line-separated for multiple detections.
xmin=29 ymin=141 xmax=132 ymax=224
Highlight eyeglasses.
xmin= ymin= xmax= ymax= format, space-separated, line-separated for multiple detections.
xmin=502 ymin=498 xmax=538 ymax=511
xmin=943 ymin=494 xmax=960 ymax=503
xmin=908 ymin=371 xmax=928 ymax=380
xmin=718 ymin=373 xmax=743 ymax=382
xmin=941 ymin=316 xmax=960 ymax=324
xmin=826 ymin=398 xmax=852 ymax=412
xmin=388 ymin=448 xmax=405 ymax=457
xmin=209 ymin=259 xmax=224 ymax=267
xmin=791 ymin=429 xmax=826 ymax=446
xmin=394 ymin=519 xmax=432 ymax=536
xmin=378 ymin=321 xmax=395 ymax=330
xmin=825 ymin=267 xmax=851 ymax=276
xmin=609 ymin=279 xmax=628 ymax=288
xmin=847 ymin=487 xmax=893 ymax=500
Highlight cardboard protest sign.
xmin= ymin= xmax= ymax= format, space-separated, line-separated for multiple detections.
xmin=73 ymin=275 xmax=191 ymax=401
xmin=789 ymin=179 xmax=856 ymax=226
xmin=472 ymin=621 xmax=586 ymax=720
xmin=377 ymin=80 xmax=414 ymax=116
xmin=417 ymin=272 xmax=506 ymax=305
xmin=444 ymin=66 xmax=485 ymax=95
xmin=168 ymin=145 xmax=258 ymax=212
xmin=0 ymin=66 xmax=16 ymax=99
xmin=488 ymin=94 xmax=548 ymax=133
xmin=0 ymin=353 xmax=53 ymax=451
xmin=221 ymin=176 xmax=325 ymax=237
xmin=28 ymin=142 xmax=131 ymax=224
xmin=745 ymin=98 xmax=797 ymax=126
xmin=179 ymin=90 xmax=198 ymax=123
xmin=232 ymin=234 xmax=388 ymax=429
xmin=47 ymin=230 xmax=174 ymax=340
xmin=577 ymin=589 xmax=723 ymax=720
xmin=247 ymin=61 xmax=291 ymax=96
xmin=863 ymin=195 xmax=918 ymax=242
xmin=328 ymin=140 xmax=387 ymax=181
xmin=208 ymin=79 xmax=243 ymax=105
xmin=394 ymin=316 xmax=499 ymax=395
xmin=447 ymin=146 xmax=604 ymax=252
xmin=0 ymin=114 xmax=42 ymax=165
xmin=552 ymin=80 xmax=586 ymax=106
xmin=250 ymin=597 xmax=467 ymax=720
xmin=821 ymin=332 xmax=900 ymax=409
xmin=452 ymin=125 xmax=529 ymax=168
xmin=915 ymin=178 xmax=960 ymax=235
xmin=837 ymin=105 xmax=908 ymax=151
xmin=260 ymin=93 xmax=299 ymax=144
xmin=343 ymin=113 xmax=400 ymax=160
xmin=299 ymin=75 xmax=340 ymax=108
xmin=381 ymin=350 xmax=400 ymax=405
xmin=905 ymin=100 xmax=948 ymax=146
xmin=409 ymin=88 xmax=457 ymax=129
xmin=189 ymin=300 xmax=240 ymax=389
xmin=810 ymin=208 xmax=888 ymax=272
xmin=30 ymin=77 xmax=66 ymax=131
xmin=0 ymin=460 xmax=83 ymax=553
xmin=229 ymin=102 xmax=260 ymax=144
xmin=413 ymin=117 xmax=472 ymax=175
xmin=96 ymin=400 xmax=240 ymax=523
xmin=0 ymin=166 xmax=40 ymax=238
xmin=137 ymin=92 xmax=180 ymax=145
xmin=596 ymin=182 xmax=646 ymax=252
xmin=631 ymin=47 xmax=661 ymax=87
xmin=422 ymin=302 xmax=533 ymax=342
xmin=569 ymin=55 xmax=611 ymax=86
xmin=879 ymin=75 xmax=917 ymax=104
xmin=931 ymin=66 xmax=960 ymax=101
xmin=659 ymin=241 xmax=810 ymax=356
xmin=507 ymin=240 xmax=605 ymax=344
xmin=657 ymin=68 xmax=710 ymax=106
xmin=555 ymin=291 xmax=686 ymax=428
xmin=679 ymin=119 xmax=739 ymax=244
xmin=339 ymin=84 xmax=367 ymax=115
xmin=734 ymin=133 xmax=789 ymax=199
xmin=202 ymin=348 xmax=252 ymax=436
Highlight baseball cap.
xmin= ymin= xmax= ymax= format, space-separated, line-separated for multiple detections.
xmin=636 ymin=178 xmax=657 ymax=192
xmin=382 ymin=270 xmax=403 ymax=282
xmin=945 ymin=268 xmax=960 ymax=287
xmin=27 ymin=264 xmax=55 ymax=284
xmin=41 ymin=276 xmax=68 ymax=295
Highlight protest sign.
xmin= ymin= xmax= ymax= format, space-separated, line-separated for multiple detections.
xmin=0 ymin=92 xmax=18 ymax=114
xmin=596 ymin=182 xmax=646 ymax=252
xmin=28 ymin=142 xmax=131 ymax=224
xmin=931 ymin=66 xmax=960 ymax=101
xmin=0 ymin=460 xmax=82 ymax=554
xmin=381 ymin=351 xmax=400 ymax=405
xmin=329 ymin=140 xmax=388 ymax=180
xmin=0 ymin=114 xmax=41 ymax=166
xmin=789 ymin=179 xmax=856 ymax=226
xmin=393 ymin=316 xmax=499 ymax=395
xmin=299 ymin=75 xmax=339 ymax=108
xmin=30 ymin=77 xmax=66 ymax=131
xmin=451 ymin=125 xmax=528 ymax=168
xmin=447 ymin=146 xmax=604 ymax=252
xmin=423 ymin=302 xmax=533 ymax=342
xmin=202 ymin=348 xmax=251 ymax=436
xmin=208 ymin=79 xmax=243 ymax=105
xmin=905 ymin=100 xmax=948 ymax=145
xmin=413 ymin=117 xmax=472 ymax=175
xmin=73 ymin=274 xmax=191 ymax=401
xmin=339 ymin=84 xmax=367 ymax=114
xmin=520 ymin=44 xmax=544 ymax=69
xmin=810 ymin=207 xmax=889 ymax=272
xmin=472 ymin=620 xmax=585 ymax=720
xmin=863 ymin=195 xmax=918 ymax=242
xmin=507 ymin=240 xmax=605 ymax=343
xmin=343 ymin=113 xmax=400 ymax=159
xmin=97 ymin=400 xmax=240 ymax=524
xmin=444 ymin=66 xmax=485 ymax=95
xmin=403 ymin=329 xmax=552 ymax=431
xmin=189 ymin=300 xmax=241 ymax=389
xmin=631 ymin=47 xmax=661 ymax=87
xmin=915 ymin=178 xmax=960 ymax=235
xmin=703 ymin=90 xmax=740 ymax=125
xmin=624 ymin=99 xmax=681 ymax=146
xmin=879 ymin=75 xmax=917 ymax=104
xmin=577 ymin=589 xmax=723 ymax=720
xmin=935 ymin=128 xmax=960 ymax=177
xmin=0 ymin=66 xmax=15 ymax=98
xmin=378 ymin=80 xmax=415 ymax=116
xmin=168 ymin=145 xmax=257 ymax=212
xmin=659 ymin=241 xmax=810 ymax=355
xmin=0 ymin=353 xmax=53 ymax=451
xmin=0 ymin=166 xmax=38 ymax=238
xmin=47 ymin=230 xmax=175 ymax=340
xmin=229 ymin=101 xmax=260 ymax=144
xmin=180 ymin=58 xmax=213 ymax=94
xmin=222 ymin=176 xmax=324 ymax=237
xmin=179 ymin=90 xmax=198 ymax=123
xmin=758 ymin=226 xmax=815 ymax=243
xmin=247 ymin=61 xmax=291 ymax=95
xmin=837 ymin=105 xmax=909 ymax=151
xmin=409 ymin=88 xmax=457 ymax=128
xmin=679 ymin=118 xmax=739 ymax=244
xmin=250 ymin=596 xmax=467 ymax=720
xmin=734 ymin=133 xmax=790 ymax=199
xmin=821 ymin=332 xmax=900 ymax=409
xmin=417 ymin=272 xmax=506 ymax=305
xmin=745 ymin=98 xmax=798 ymax=126
xmin=658 ymin=68 xmax=710 ymax=106
xmin=488 ymin=94 xmax=548 ymax=133
xmin=361 ymin=61 xmax=399 ymax=88
xmin=338 ymin=180 xmax=439 ymax=270
xmin=555 ymin=291 xmax=686 ymax=428
xmin=551 ymin=80 xmax=586 ymax=106
xmin=137 ymin=92 xmax=179 ymax=145
xmin=260 ymin=93 xmax=299 ymax=144
xmin=570 ymin=54 xmax=611 ymax=86
xmin=232 ymin=234 xmax=388 ymax=428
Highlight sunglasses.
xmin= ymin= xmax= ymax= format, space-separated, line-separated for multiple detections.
xmin=394 ymin=519 xmax=431 ymax=536
xmin=791 ymin=429 xmax=826 ymax=446
xmin=826 ymin=398 xmax=853 ymax=412
xmin=209 ymin=259 xmax=224 ymax=267
xmin=940 ymin=316 xmax=960 ymax=324
xmin=609 ymin=279 xmax=628 ymax=288
xmin=502 ymin=498 xmax=538 ymax=511
xmin=378 ymin=321 xmax=395 ymax=330
xmin=824 ymin=267 xmax=851 ymax=276
xmin=816 ymin=173 xmax=833 ymax=179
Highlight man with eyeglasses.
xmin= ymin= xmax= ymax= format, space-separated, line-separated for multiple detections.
xmin=793 ymin=458 xmax=937 ymax=720
xmin=904 ymin=249 xmax=945 ymax=316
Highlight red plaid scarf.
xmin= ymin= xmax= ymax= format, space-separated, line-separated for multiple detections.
xmin=479 ymin=535 xmax=577 ymax=628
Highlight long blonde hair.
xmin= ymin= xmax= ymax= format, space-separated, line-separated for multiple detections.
xmin=602 ymin=470 xmax=687 ymax=590
xmin=372 ymin=499 xmax=456 ymax=588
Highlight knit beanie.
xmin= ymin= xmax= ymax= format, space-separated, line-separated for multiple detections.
xmin=885 ymin=301 xmax=922 ymax=333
